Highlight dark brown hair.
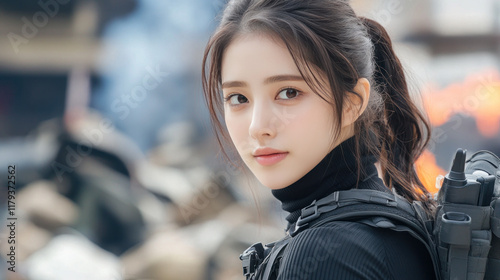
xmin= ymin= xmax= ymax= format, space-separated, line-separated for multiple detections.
xmin=202 ymin=0 xmax=432 ymax=204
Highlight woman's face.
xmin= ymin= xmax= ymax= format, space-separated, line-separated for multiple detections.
xmin=221 ymin=33 xmax=350 ymax=189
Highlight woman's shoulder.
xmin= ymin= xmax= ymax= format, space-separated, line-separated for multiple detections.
xmin=279 ymin=222 xmax=388 ymax=279
xmin=277 ymin=221 xmax=436 ymax=280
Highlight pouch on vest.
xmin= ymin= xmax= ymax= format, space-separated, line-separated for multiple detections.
xmin=435 ymin=149 xmax=500 ymax=280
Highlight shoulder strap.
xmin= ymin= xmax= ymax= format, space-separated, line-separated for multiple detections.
xmin=240 ymin=236 xmax=291 ymax=280
xmin=287 ymin=189 xmax=442 ymax=280
xmin=261 ymin=237 xmax=291 ymax=280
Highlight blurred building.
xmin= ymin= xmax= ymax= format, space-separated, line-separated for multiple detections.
xmin=0 ymin=0 xmax=137 ymax=138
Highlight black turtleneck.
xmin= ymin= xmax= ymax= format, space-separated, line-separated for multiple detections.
xmin=272 ymin=136 xmax=388 ymax=230
xmin=269 ymin=137 xmax=436 ymax=280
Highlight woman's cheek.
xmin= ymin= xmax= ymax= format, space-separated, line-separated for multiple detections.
xmin=225 ymin=113 xmax=251 ymax=156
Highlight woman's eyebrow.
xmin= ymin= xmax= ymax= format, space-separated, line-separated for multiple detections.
xmin=264 ymin=74 xmax=304 ymax=84
xmin=222 ymin=74 xmax=304 ymax=89
xmin=222 ymin=80 xmax=247 ymax=89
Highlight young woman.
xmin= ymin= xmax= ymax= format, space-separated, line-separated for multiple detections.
xmin=203 ymin=0 xmax=436 ymax=279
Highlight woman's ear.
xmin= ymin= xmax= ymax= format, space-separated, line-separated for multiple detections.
xmin=342 ymin=78 xmax=370 ymax=128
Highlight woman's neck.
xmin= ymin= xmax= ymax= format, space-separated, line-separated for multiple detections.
xmin=271 ymin=136 xmax=387 ymax=228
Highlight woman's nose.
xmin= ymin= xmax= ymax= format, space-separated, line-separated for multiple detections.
xmin=248 ymin=102 xmax=276 ymax=141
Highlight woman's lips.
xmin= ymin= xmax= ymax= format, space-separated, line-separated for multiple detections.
xmin=254 ymin=152 xmax=288 ymax=166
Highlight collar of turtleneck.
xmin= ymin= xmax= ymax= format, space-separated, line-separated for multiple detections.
xmin=271 ymin=136 xmax=386 ymax=228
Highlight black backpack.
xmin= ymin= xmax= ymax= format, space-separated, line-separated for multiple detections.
xmin=240 ymin=149 xmax=500 ymax=280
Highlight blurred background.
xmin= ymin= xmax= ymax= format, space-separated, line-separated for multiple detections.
xmin=0 ymin=0 xmax=499 ymax=279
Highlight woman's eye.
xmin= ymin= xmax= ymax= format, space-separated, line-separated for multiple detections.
xmin=277 ymin=88 xmax=300 ymax=100
xmin=226 ymin=94 xmax=248 ymax=105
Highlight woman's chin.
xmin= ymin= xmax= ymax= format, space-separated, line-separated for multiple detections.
xmin=255 ymin=176 xmax=293 ymax=190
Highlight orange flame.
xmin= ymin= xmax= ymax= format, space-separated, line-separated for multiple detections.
xmin=422 ymin=69 xmax=500 ymax=138
xmin=417 ymin=69 xmax=500 ymax=193
xmin=416 ymin=149 xmax=446 ymax=194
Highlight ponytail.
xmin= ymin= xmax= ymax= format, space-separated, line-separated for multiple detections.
xmin=360 ymin=17 xmax=432 ymax=203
